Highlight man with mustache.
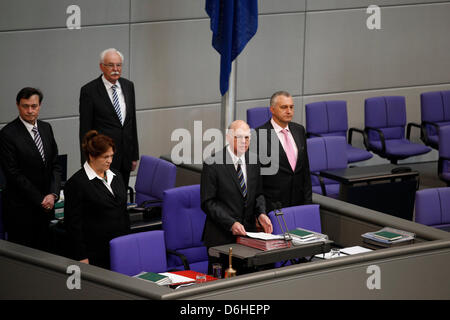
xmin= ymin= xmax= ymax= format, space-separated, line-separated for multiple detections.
xmin=79 ymin=48 xmax=139 ymax=187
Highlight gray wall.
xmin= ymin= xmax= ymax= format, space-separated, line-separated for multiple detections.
xmin=1 ymin=0 xmax=450 ymax=181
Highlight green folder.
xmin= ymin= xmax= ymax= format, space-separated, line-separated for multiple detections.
xmin=373 ymin=231 xmax=403 ymax=241
xmin=289 ymin=229 xmax=314 ymax=239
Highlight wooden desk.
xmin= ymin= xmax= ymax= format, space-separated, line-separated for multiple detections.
xmin=320 ymin=164 xmax=419 ymax=220
xmin=209 ymin=240 xmax=332 ymax=268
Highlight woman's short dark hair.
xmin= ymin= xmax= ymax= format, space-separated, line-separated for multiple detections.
xmin=82 ymin=130 xmax=115 ymax=161
xmin=16 ymin=87 xmax=43 ymax=104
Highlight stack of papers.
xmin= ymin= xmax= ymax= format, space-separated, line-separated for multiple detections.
xmin=362 ymin=227 xmax=415 ymax=247
xmin=315 ymin=246 xmax=372 ymax=259
xmin=134 ymin=272 xmax=172 ymax=286
xmin=288 ymin=228 xmax=328 ymax=245
xmin=238 ymin=232 xmax=290 ymax=251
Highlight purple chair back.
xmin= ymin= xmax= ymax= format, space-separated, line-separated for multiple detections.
xmin=307 ymin=136 xmax=347 ymax=197
xmin=415 ymin=187 xmax=450 ymax=230
xmin=246 ymin=107 xmax=272 ymax=129
xmin=365 ymin=96 xmax=406 ymax=141
xmin=110 ymin=230 xmax=167 ymax=276
xmin=134 ymin=155 xmax=176 ymax=206
xmin=162 ymin=185 xmax=208 ymax=273
xmin=269 ymin=205 xmax=322 ymax=235
xmin=305 ymin=101 xmax=348 ymax=138
xmin=421 ymin=91 xmax=450 ymax=137
xmin=439 ymin=125 xmax=450 ymax=184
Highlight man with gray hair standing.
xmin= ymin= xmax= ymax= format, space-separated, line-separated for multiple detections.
xmin=79 ymin=48 xmax=139 ymax=186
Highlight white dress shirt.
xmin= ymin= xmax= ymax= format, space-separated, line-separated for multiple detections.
xmin=227 ymin=145 xmax=247 ymax=186
xmin=271 ymin=118 xmax=298 ymax=160
xmin=83 ymin=161 xmax=116 ymax=196
xmin=102 ymin=75 xmax=127 ymax=124
xmin=19 ymin=116 xmax=39 ymax=140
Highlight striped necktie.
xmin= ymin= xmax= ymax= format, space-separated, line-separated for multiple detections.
xmin=32 ymin=126 xmax=46 ymax=162
xmin=236 ymin=160 xmax=247 ymax=199
xmin=111 ymin=85 xmax=123 ymax=125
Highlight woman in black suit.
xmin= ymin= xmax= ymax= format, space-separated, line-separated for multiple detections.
xmin=64 ymin=130 xmax=130 ymax=269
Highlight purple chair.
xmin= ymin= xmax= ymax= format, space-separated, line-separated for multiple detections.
xmin=133 ymin=155 xmax=177 ymax=207
xmin=364 ymin=96 xmax=431 ymax=164
xmin=307 ymin=136 xmax=347 ymax=198
xmin=269 ymin=204 xmax=322 ymax=235
xmin=246 ymin=107 xmax=271 ymax=129
xmin=438 ymin=125 xmax=450 ymax=186
xmin=415 ymin=187 xmax=450 ymax=231
xmin=110 ymin=230 xmax=168 ymax=276
xmin=162 ymin=185 xmax=208 ymax=274
xmin=420 ymin=91 xmax=450 ymax=150
xmin=268 ymin=205 xmax=321 ymax=267
xmin=305 ymin=100 xmax=372 ymax=163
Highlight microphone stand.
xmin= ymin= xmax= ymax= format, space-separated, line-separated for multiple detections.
xmin=274 ymin=205 xmax=292 ymax=242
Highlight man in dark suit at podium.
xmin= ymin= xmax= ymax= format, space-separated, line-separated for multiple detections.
xmin=256 ymin=91 xmax=312 ymax=213
xmin=201 ymin=120 xmax=273 ymax=251
xmin=0 ymin=87 xmax=61 ymax=251
xmin=79 ymin=48 xmax=139 ymax=186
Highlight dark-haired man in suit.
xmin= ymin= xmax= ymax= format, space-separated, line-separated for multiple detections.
xmin=79 ymin=48 xmax=139 ymax=186
xmin=0 ymin=87 xmax=61 ymax=251
xmin=256 ymin=91 xmax=312 ymax=213
xmin=201 ymin=120 xmax=273 ymax=254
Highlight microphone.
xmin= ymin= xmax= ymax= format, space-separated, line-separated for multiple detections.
xmin=274 ymin=202 xmax=292 ymax=242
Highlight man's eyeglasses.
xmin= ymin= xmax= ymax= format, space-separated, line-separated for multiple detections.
xmin=102 ymin=63 xmax=122 ymax=68
xmin=234 ymin=135 xmax=250 ymax=141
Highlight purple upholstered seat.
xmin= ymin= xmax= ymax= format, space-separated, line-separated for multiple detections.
xmin=268 ymin=204 xmax=322 ymax=235
xmin=162 ymin=185 xmax=208 ymax=274
xmin=246 ymin=107 xmax=272 ymax=129
xmin=307 ymin=136 xmax=347 ymax=198
xmin=305 ymin=100 xmax=372 ymax=163
xmin=420 ymin=91 xmax=450 ymax=150
xmin=110 ymin=230 xmax=168 ymax=276
xmin=415 ymin=187 xmax=450 ymax=231
xmin=438 ymin=125 xmax=450 ymax=185
xmin=134 ymin=155 xmax=176 ymax=207
xmin=364 ymin=96 xmax=431 ymax=164
xmin=268 ymin=204 xmax=321 ymax=267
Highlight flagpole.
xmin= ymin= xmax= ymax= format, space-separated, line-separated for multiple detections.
xmin=221 ymin=59 xmax=237 ymax=135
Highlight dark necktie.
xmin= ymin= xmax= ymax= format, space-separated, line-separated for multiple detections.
xmin=111 ymin=85 xmax=123 ymax=125
xmin=236 ymin=160 xmax=247 ymax=199
xmin=32 ymin=126 xmax=45 ymax=162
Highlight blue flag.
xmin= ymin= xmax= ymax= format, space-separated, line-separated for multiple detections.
xmin=206 ymin=0 xmax=258 ymax=95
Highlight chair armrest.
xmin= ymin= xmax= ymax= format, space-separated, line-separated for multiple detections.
xmin=310 ymin=172 xmax=327 ymax=196
xmin=421 ymin=121 xmax=440 ymax=144
xmin=406 ymin=122 xmax=421 ymax=140
xmin=139 ymin=199 xmax=162 ymax=207
xmin=348 ymin=127 xmax=365 ymax=145
xmin=306 ymin=132 xmax=323 ymax=139
xmin=167 ymin=249 xmax=191 ymax=271
xmin=127 ymin=186 xmax=134 ymax=203
xmin=365 ymin=127 xmax=386 ymax=154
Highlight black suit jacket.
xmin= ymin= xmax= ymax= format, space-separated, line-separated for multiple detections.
xmin=200 ymin=148 xmax=266 ymax=248
xmin=255 ymin=120 xmax=312 ymax=213
xmin=63 ymin=168 xmax=130 ymax=261
xmin=0 ymin=118 xmax=61 ymax=229
xmin=79 ymin=75 xmax=139 ymax=172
